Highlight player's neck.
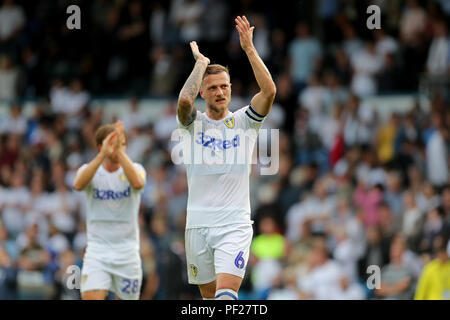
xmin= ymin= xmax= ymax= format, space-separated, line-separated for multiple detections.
xmin=206 ymin=107 xmax=229 ymax=120
xmin=102 ymin=159 xmax=120 ymax=172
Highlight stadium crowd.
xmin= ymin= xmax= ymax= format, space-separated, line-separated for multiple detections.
xmin=0 ymin=0 xmax=450 ymax=299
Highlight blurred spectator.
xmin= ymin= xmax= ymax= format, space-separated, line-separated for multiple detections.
xmin=0 ymin=171 xmax=29 ymax=238
xmin=170 ymin=0 xmax=204 ymax=44
xmin=149 ymin=2 xmax=167 ymax=46
xmin=374 ymin=29 xmax=399 ymax=59
xmin=0 ymin=54 xmax=19 ymax=100
xmin=375 ymin=235 xmax=415 ymax=300
xmin=296 ymin=238 xmax=348 ymax=300
xmin=419 ymin=206 xmax=447 ymax=254
xmin=384 ymin=171 xmax=405 ymax=219
xmin=286 ymin=179 xmax=335 ymax=243
xmin=401 ymin=190 xmax=425 ymax=251
xmin=443 ymin=186 xmax=450 ymax=224
xmin=298 ymin=74 xmax=327 ymax=129
xmin=399 ymin=0 xmax=427 ymax=47
xmin=251 ymin=14 xmax=271 ymax=62
xmin=50 ymin=78 xmax=90 ymax=129
xmin=350 ymin=41 xmax=383 ymax=97
xmin=341 ymin=23 xmax=364 ymax=60
xmin=342 ymin=95 xmax=376 ymax=147
xmin=122 ymin=97 xmax=145 ymax=131
xmin=16 ymin=223 xmax=53 ymax=299
xmin=416 ymin=182 xmax=441 ymax=214
xmin=153 ymin=101 xmax=177 ymax=142
xmin=139 ymin=235 xmax=159 ymax=300
xmin=0 ymin=0 xmax=25 ymax=47
xmin=0 ymin=245 xmax=16 ymax=299
xmin=0 ymin=102 xmax=26 ymax=135
xmin=250 ymin=215 xmax=286 ymax=297
xmin=376 ymin=114 xmax=399 ymax=165
xmin=328 ymin=196 xmax=366 ymax=282
xmin=288 ymin=23 xmax=322 ymax=90
xmin=414 ymin=234 xmax=450 ymax=299
xmin=426 ymin=19 xmax=449 ymax=75
xmin=376 ymin=52 xmax=403 ymax=93
xmin=426 ymin=115 xmax=448 ymax=187
xmin=149 ymin=46 xmax=183 ymax=96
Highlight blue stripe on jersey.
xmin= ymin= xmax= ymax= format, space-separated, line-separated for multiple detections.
xmin=248 ymin=104 xmax=265 ymax=119
xmin=245 ymin=110 xmax=262 ymax=122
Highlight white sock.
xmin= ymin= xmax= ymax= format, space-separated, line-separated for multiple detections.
xmin=215 ymin=289 xmax=238 ymax=300
xmin=202 ymin=297 xmax=214 ymax=300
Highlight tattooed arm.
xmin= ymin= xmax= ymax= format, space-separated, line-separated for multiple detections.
xmin=177 ymin=41 xmax=210 ymax=126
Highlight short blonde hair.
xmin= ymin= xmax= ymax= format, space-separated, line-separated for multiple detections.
xmin=203 ymin=64 xmax=230 ymax=80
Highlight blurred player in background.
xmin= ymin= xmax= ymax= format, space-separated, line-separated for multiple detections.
xmin=73 ymin=121 xmax=146 ymax=300
xmin=176 ymin=16 xmax=276 ymax=300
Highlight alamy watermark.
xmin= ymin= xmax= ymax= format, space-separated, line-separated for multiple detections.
xmin=66 ymin=5 xmax=81 ymax=30
xmin=66 ymin=265 xmax=81 ymax=290
xmin=367 ymin=5 xmax=381 ymax=30
xmin=169 ymin=120 xmax=280 ymax=175
xmin=366 ymin=265 xmax=381 ymax=289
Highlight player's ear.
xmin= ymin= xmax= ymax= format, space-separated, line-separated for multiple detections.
xmin=199 ymin=88 xmax=205 ymax=99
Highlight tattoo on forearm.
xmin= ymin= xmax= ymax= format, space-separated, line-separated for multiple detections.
xmin=178 ymin=106 xmax=197 ymax=126
xmin=178 ymin=60 xmax=207 ymax=125
xmin=180 ymin=60 xmax=206 ymax=102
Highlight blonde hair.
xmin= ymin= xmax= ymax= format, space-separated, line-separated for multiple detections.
xmin=203 ymin=64 xmax=230 ymax=80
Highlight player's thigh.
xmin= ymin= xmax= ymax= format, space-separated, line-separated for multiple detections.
xmin=185 ymin=228 xmax=216 ymax=286
xmin=81 ymin=289 xmax=109 ymax=300
xmin=80 ymin=258 xmax=112 ymax=298
xmin=211 ymin=224 xmax=253 ymax=285
xmin=111 ymin=261 xmax=143 ymax=300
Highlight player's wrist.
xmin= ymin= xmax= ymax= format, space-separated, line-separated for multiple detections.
xmin=116 ymin=148 xmax=127 ymax=160
xmin=97 ymin=151 xmax=107 ymax=161
xmin=244 ymin=46 xmax=257 ymax=56
xmin=196 ymin=57 xmax=210 ymax=65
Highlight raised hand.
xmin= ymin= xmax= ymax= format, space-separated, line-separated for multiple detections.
xmin=235 ymin=16 xmax=255 ymax=53
xmin=190 ymin=41 xmax=210 ymax=65
xmin=100 ymin=131 xmax=118 ymax=158
xmin=115 ymin=120 xmax=126 ymax=148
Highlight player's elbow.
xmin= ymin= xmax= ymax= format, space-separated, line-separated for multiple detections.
xmin=177 ymin=97 xmax=193 ymax=110
xmin=131 ymin=178 xmax=145 ymax=190
xmin=72 ymin=182 xmax=84 ymax=191
xmin=261 ymin=83 xmax=276 ymax=102
xmin=265 ymin=83 xmax=276 ymax=100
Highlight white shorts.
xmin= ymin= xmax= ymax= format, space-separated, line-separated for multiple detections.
xmin=185 ymin=223 xmax=253 ymax=285
xmin=80 ymin=256 xmax=142 ymax=300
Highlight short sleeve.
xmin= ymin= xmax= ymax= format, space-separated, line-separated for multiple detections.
xmin=74 ymin=164 xmax=91 ymax=192
xmin=243 ymin=104 xmax=266 ymax=131
xmin=133 ymin=163 xmax=147 ymax=192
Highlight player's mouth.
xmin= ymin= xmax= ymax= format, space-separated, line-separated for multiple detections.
xmin=216 ymin=98 xmax=226 ymax=103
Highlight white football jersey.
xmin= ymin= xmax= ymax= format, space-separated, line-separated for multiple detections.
xmin=177 ymin=104 xmax=265 ymax=229
xmin=76 ymin=163 xmax=146 ymax=264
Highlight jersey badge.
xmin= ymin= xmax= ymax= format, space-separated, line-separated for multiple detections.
xmin=224 ymin=117 xmax=235 ymax=129
xmin=189 ymin=264 xmax=198 ymax=278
